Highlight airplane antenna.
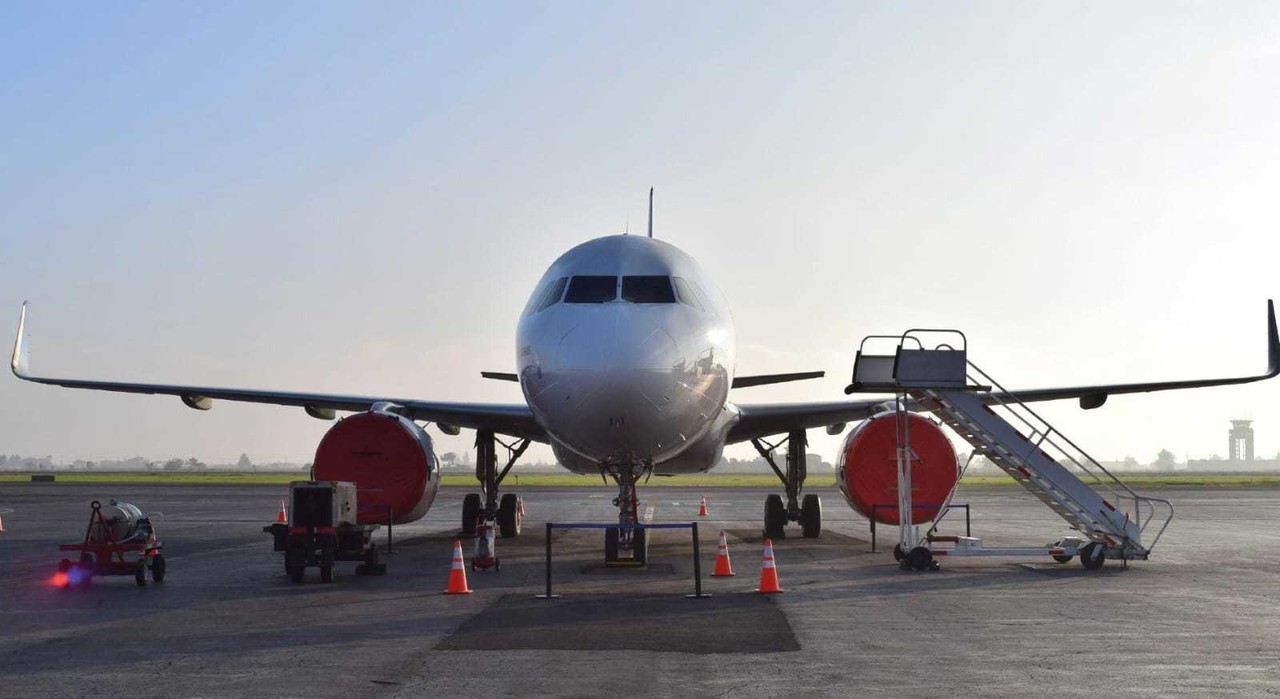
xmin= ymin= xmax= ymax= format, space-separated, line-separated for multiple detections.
xmin=647 ymin=187 xmax=654 ymax=238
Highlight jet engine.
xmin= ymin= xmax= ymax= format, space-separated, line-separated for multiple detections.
xmin=312 ymin=410 xmax=441 ymax=525
xmin=836 ymin=411 xmax=959 ymax=525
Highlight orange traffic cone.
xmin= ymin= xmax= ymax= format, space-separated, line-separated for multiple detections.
xmin=276 ymin=499 xmax=288 ymax=524
xmin=755 ymin=539 xmax=783 ymax=593
xmin=698 ymin=495 xmax=709 ymax=517
xmin=712 ymin=530 xmax=735 ymax=577
xmin=443 ymin=539 xmax=473 ymax=594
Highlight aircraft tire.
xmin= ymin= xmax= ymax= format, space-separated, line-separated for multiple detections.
xmin=498 ymin=493 xmax=521 ymax=538
xmin=151 ymin=554 xmax=166 ymax=582
xmin=633 ymin=526 xmax=648 ymax=565
xmin=764 ymin=494 xmax=787 ymax=539
xmin=800 ymin=494 xmax=822 ymax=538
xmin=461 ymin=493 xmax=481 ymax=535
xmin=605 ymin=527 xmax=620 ymax=563
xmin=908 ymin=546 xmax=933 ymax=571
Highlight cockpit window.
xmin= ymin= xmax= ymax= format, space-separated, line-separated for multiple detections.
xmin=621 ymin=276 xmax=676 ymax=303
xmin=565 ymin=276 xmax=618 ymax=303
xmin=672 ymin=277 xmax=704 ymax=311
xmin=534 ymin=277 xmax=568 ymax=312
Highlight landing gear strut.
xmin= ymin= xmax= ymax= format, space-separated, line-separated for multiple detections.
xmin=752 ymin=430 xmax=822 ymax=539
xmin=462 ymin=429 xmax=529 ymax=538
xmin=602 ymin=461 xmax=650 ymax=565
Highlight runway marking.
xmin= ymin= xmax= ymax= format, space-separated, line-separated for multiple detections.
xmin=643 ymin=502 xmax=655 ymax=523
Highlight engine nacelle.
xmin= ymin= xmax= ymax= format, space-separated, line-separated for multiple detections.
xmin=312 ymin=410 xmax=441 ymax=525
xmin=836 ymin=411 xmax=959 ymax=525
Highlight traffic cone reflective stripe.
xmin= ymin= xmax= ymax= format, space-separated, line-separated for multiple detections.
xmin=276 ymin=500 xmax=288 ymax=524
xmin=698 ymin=496 xmax=709 ymax=517
xmin=712 ymin=530 xmax=735 ymax=577
xmin=755 ymin=538 xmax=783 ymax=593
xmin=444 ymin=539 xmax=473 ymax=594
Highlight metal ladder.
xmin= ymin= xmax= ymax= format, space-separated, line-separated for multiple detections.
xmin=849 ymin=330 xmax=1174 ymax=561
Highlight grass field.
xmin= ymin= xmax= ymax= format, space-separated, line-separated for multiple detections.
xmin=2 ymin=472 xmax=1278 ymax=487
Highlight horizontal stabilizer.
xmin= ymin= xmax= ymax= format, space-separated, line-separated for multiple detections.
xmin=481 ymin=371 xmax=518 ymax=382
xmin=732 ymin=371 xmax=824 ymax=389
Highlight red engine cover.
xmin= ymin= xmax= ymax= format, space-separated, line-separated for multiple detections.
xmin=837 ymin=411 xmax=959 ymax=525
xmin=313 ymin=411 xmax=438 ymax=525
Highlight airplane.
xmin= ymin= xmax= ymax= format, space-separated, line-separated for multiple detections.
xmin=11 ymin=197 xmax=1279 ymax=563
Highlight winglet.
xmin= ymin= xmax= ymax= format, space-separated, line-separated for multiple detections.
xmin=11 ymin=301 xmax=30 ymax=378
xmin=1266 ymin=299 xmax=1277 ymax=378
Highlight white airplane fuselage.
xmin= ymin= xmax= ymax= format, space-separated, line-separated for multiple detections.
xmin=516 ymin=235 xmax=739 ymax=474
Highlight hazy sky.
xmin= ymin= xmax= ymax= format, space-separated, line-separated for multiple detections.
xmin=2 ymin=2 xmax=1278 ymax=467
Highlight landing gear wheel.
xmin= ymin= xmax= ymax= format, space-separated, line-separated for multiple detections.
xmin=151 ymin=554 xmax=166 ymax=582
xmin=632 ymin=527 xmax=648 ymax=566
xmin=498 ymin=493 xmax=522 ymax=538
xmin=605 ymin=527 xmax=620 ymax=563
xmin=800 ymin=494 xmax=822 ymax=538
xmin=892 ymin=544 xmax=907 ymax=562
xmin=764 ymin=494 xmax=787 ymax=539
xmin=135 ymin=568 xmax=147 ymax=587
xmin=461 ymin=493 xmax=481 ymax=536
xmin=907 ymin=546 xmax=934 ymax=571
xmin=1079 ymin=542 xmax=1105 ymax=571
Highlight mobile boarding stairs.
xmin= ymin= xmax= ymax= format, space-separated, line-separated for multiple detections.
xmin=848 ymin=330 xmax=1174 ymax=571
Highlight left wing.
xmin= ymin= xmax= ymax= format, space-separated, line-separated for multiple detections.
xmin=11 ymin=303 xmax=547 ymax=441
xmin=728 ymin=299 xmax=1278 ymax=444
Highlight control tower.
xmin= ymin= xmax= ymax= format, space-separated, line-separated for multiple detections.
xmin=1228 ymin=420 xmax=1255 ymax=463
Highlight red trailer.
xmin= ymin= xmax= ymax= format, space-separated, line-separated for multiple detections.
xmin=55 ymin=500 xmax=165 ymax=588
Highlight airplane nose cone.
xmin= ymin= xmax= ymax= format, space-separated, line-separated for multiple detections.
xmin=532 ymin=309 xmax=714 ymax=462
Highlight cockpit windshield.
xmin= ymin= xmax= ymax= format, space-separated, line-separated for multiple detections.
xmin=621 ymin=276 xmax=675 ymax=303
xmin=565 ymin=276 xmax=618 ymax=303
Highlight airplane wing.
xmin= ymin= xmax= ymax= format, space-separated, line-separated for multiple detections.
xmin=728 ymin=299 xmax=1279 ymax=444
xmin=10 ymin=303 xmax=547 ymax=442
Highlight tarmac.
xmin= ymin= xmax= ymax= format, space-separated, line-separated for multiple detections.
xmin=1 ymin=482 xmax=1279 ymax=697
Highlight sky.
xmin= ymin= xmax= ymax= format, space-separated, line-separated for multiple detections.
xmin=1 ymin=2 xmax=1278 ymax=467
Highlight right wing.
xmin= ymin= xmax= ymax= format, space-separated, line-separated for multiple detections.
xmin=11 ymin=303 xmax=546 ymax=441
xmin=728 ymin=299 xmax=1278 ymax=444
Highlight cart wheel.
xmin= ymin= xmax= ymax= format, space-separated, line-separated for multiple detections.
xmin=287 ymin=565 xmax=304 ymax=584
xmin=319 ymin=565 xmax=333 ymax=584
xmin=1052 ymin=554 xmax=1073 ymax=564
xmin=135 ymin=569 xmax=147 ymax=587
xmin=151 ymin=554 xmax=167 ymax=582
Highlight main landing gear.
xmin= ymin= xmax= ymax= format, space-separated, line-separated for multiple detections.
xmin=461 ymin=429 xmax=529 ymax=539
xmin=752 ymin=430 xmax=822 ymax=539
xmin=602 ymin=461 xmax=650 ymax=566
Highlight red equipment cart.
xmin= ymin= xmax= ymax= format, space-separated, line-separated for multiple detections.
xmin=56 ymin=500 xmax=165 ymax=588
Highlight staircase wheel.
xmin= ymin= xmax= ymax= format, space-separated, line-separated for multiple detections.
xmin=892 ymin=544 xmax=907 ymax=562
xmin=1079 ymin=542 xmax=1105 ymax=571
xmin=907 ymin=546 xmax=934 ymax=571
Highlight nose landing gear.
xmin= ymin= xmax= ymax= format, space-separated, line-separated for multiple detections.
xmin=603 ymin=461 xmax=650 ymax=566
xmin=752 ymin=430 xmax=822 ymax=539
